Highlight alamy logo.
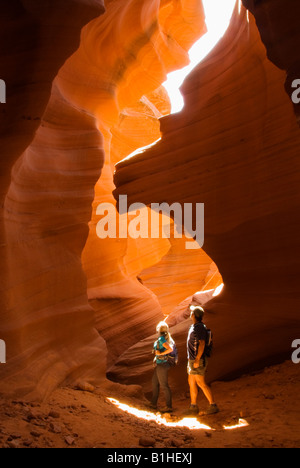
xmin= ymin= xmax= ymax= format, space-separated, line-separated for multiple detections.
xmin=291 ymin=79 xmax=300 ymax=104
xmin=0 ymin=339 xmax=6 ymax=364
xmin=96 ymin=196 xmax=204 ymax=250
xmin=291 ymin=339 xmax=300 ymax=364
xmin=0 ymin=79 xmax=6 ymax=104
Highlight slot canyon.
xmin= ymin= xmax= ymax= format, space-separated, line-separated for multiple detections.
xmin=0 ymin=0 xmax=299 ymax=449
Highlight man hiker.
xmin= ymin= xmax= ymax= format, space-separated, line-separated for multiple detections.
xmin=185 ymin=305 xmax=219 ymax=416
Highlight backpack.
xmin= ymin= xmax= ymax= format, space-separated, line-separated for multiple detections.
xmin=203 ymin=325 xmax=213 ymax=358
xmin=167 ymin=342 xmax=179 ymax=367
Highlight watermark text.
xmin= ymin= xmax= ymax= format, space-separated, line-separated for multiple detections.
xmin=291 ymin=339 xmax=300 ymax=364
xmin=96 ymin=196 xmax=204 ymax=250
xmin=0 ymin=339 xmax=6 ymax=364
xmin=0 ymin=79 xmax=6 ymax=104
xmin=107 ymin=452 xmax=192 ymax=465
xmin=291 ymin=79 xmax=300 ymax=104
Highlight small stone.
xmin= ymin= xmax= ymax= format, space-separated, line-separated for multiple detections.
xmin=49 ymin=423 xmax=62 ymax=434
xmin=43 ymin=437 xmax=54 ymax=448
xmin=23 ymin=439 xmax=33 ymax=447
xmin=48 ymin=411 xmax=60 ymax=419
xmin=170 ymin=438 xmax=184 ymax=448
xmin=139 ymin=437 xmax=156 ymax=447
xmin=27 ymin=409 xmax=43 ymax=421
xmin=184 ymin=434 xmax=194 ymax=442
xmin=7 ymin=440 xmax=20 ymax=449
xmin=76 ymin=382 xmax=95 ymax=393
xmin=65 ymin=436 xmax=75 ymax=446
xmin=30 ymin=431 xmax=42 ymax=438
xmin=33 ymin=421 xmax=47 ymax=428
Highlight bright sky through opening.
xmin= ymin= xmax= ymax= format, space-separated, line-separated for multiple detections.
xmin=163 ymin=0 xmax=238 ymax=114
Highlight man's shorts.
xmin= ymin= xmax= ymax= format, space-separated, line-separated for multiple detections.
xmin=187 ymin=358 xmax=208 ymax=376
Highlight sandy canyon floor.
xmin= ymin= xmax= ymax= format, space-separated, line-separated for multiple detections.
xmin=0 ymin=360 xmax=299 ymax=449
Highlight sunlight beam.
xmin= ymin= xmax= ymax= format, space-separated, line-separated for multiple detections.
xmin=107 ymin=398 xmax=213 ymax=431
xmin=163 ymin=0 xmax=238 ymax=114
xmin=223 ymin=419 xmax=249 ymax=430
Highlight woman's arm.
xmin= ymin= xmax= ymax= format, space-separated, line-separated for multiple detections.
xmin=155 ymin=342 xmax=173 ymax=356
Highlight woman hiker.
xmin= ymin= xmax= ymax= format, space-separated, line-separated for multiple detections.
xmin=149 ymin=321 xmax=175 ymax=413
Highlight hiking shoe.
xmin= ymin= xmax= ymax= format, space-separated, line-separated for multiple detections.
xmin=183 ymin=405 xmax=199 ymax=416
xmin=160 ymin=407 xmax=173 ymax=414
xmin=201 ymin=404 xmax=219 ymax=416
xmin=147 ymin=403 xmax=158 ymax=411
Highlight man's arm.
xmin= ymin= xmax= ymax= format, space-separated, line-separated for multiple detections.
xmin=193 ymin=340 xmax=205 ymax=368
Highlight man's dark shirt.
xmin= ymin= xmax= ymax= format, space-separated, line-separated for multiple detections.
xmin=187 ymin=321 xmax=207 ymax=360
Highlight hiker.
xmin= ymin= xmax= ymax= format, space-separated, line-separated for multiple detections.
xmin=150 ymin=321 xmax=175 ymax=413
xmin=186 ymin=306 xmax=219 ymax=416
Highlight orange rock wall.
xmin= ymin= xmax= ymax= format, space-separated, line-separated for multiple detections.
xmin=0 ymin=0 xmax=106 ymax=400
xmin=112 ymin=5 xmax=300 ymax=391
xmin=1 ymin=0 xmax=299 ymax=400
xmin=243 ymin=0 xmax=300 ymax=123
xmin=78 ymin=0 xmax=207 ymax=366
xmin=0 ymin=0 xmax=207 ymax=398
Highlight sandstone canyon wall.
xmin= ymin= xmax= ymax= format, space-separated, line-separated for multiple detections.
xmin=243 ymin=0 xmax=300 ymax=124
xmin=112 ymin=4 xmax=300 ymax=393
xmin=0 ymin=0 xmax=108 ymax=400
xmin=0 ymin=0 xmax=299 ymax=401
xmin=0 ymin=0 xmax=208 ymax=399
